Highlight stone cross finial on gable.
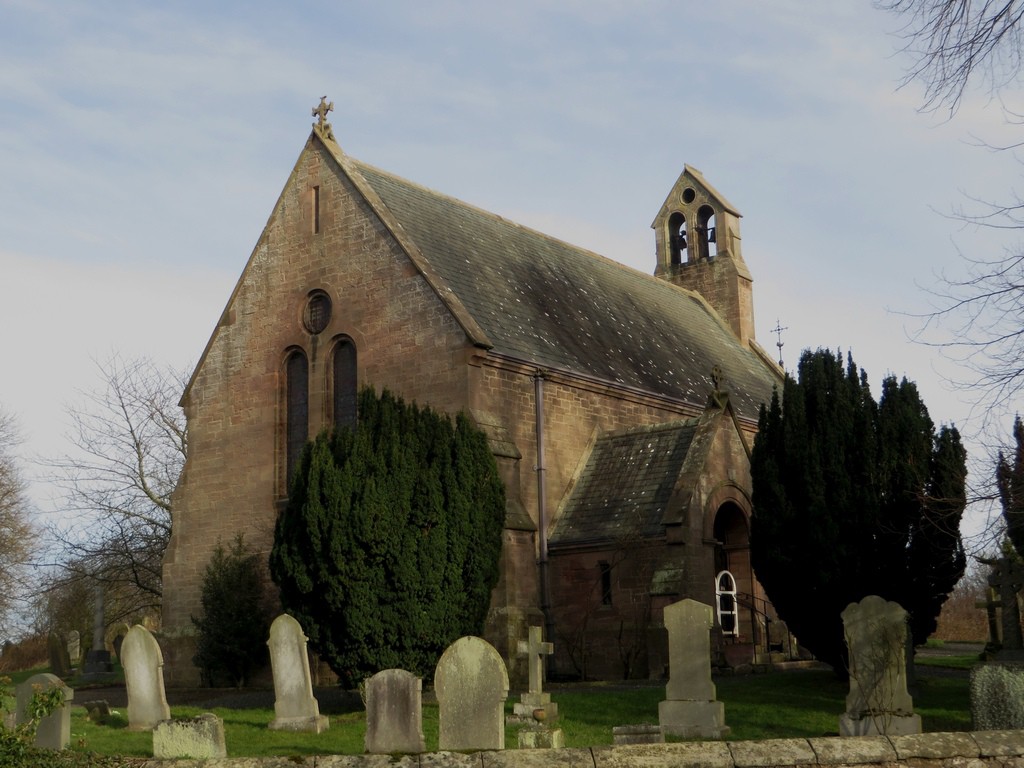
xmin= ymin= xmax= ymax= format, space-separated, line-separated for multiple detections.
xmin=517 ymin=625 xmax=553 ymax=696
xmin=312 ymin=96 xmax=336 ymax=141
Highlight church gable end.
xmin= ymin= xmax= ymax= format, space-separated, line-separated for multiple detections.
xmin=162 ymin=132 xmax=477 ymax=670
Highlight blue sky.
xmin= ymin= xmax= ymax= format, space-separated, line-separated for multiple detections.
xmin=2 ymin=1 xmax=1021 ymax=543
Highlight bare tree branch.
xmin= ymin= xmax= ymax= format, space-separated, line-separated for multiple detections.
xmin=42 ymin=354 xmax=188 ymax=620
xmin=878 ymin=0 xmax=1024 ymax=113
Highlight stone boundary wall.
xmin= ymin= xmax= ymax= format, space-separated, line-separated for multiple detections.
xmin=139 ymin=730 xmax=1024 ymax=768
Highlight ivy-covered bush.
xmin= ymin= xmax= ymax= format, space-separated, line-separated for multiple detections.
xmin=1 ymin=680 xmax=123 ymax=767
xmin=270 ymin=387 xmax=505 ymax=687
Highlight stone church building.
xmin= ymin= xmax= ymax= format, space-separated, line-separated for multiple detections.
xmin=160 ymin=103 xmax=784 ymax=684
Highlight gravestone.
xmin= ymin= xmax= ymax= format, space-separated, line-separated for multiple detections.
xmin=970 ymin=663 xmax=1024 ymax=729
xmin=15 ymin=672 xmax=74 ymax=750
xmin=153 ymin=713 xmax=227 ymax=759
xmin=839 ymin=595 xmax=921 ymax=736
xmin=267 ymin=614 xmax=328 ymax=732
xmin=364 ymin=668 xmax=425 ymax=754
xmin=122 ymin=624 xmax=171 ymax=730
xmin=47 ymin=632 xmax=71 ymax=678
xmin=66 ymin=630 xmax=81 ymax=665
xmin=513 ymin=626 xmax=558 ymax=722
xmin=435 ymin=636 xmax=509 ymax=751
xmin=658 ymin=598 xmax=729 ymax=738
xmin=985 ymin=557 xmax=1024 ymax=660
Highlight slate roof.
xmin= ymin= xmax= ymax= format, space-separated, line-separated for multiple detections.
xmin=342 ymin=149 xmax=779 ymax=422
xmin=548 ymin=421 xmax=698 ymax=548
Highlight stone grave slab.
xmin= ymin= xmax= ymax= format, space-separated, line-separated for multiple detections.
xmin=121 ymin=624 xmax=171 ymax=730
xmin=435 ymin=635 xmax=508 ymax=751
xmin=268 ymin=613 xmax=329 ymax=733
xmin=839 ymin=595 xmax=921 ymax=736
xmin=364 ymin=668 xmax=425 ymax=754
xmin=658 ymin=598 xmax=728 ymax=738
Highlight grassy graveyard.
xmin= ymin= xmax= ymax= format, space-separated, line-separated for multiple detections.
xmin=13 ymin=666 xmax=968 ymax=758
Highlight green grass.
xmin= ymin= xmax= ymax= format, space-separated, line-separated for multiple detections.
xmin=56 ymin=668 xmax=971 ymax=758
xmin=915 ymin=655 xmax=982 ymax=670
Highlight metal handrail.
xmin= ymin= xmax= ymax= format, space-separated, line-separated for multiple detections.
xmin=731 ymin=591 xmax=793 ymax=659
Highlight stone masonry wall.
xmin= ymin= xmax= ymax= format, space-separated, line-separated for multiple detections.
xmin=139 ymin=730 xmax=1024 ymax=768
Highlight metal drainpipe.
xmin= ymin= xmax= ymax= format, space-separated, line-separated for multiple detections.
xmin=534 ymin=371 xmax=553 ymax=647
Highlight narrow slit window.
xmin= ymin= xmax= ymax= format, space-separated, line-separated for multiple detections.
xmin=312 ymin=186 xmax=321 ymax=234
xmin=599 ymin=561 xmax=613 ymax=606
xmin=285 ymin=350 xmax=309 ymax=487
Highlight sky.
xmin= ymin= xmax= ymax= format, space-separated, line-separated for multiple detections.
xmin=2 ymin=1 xmax=1023 ymax=549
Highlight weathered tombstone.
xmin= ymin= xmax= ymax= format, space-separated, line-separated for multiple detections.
xmin=267 ymin=614 xmax=329 ymax=733
xmin=47 ymin=632 xmax=71 ymax=678
xmin=121 ymin=624 xmax=171 ymax=730
xmin=364 ymin=668 xmax=425 ymax=754
xmin=658 ymin=598 xmax=729 ymax=738
xmin=435 ymin=636 xmax=509 ymax=751
xmin=839 ymin=595 xmax=921 ymax=736
xmin=153 ymin=713 xmax=227 ymax=759
xmin=970 ymin=663 xmax=1024 ymax=729
xmin=15 ymin=672 xmax=74 ymax=750
xmin=66 ymin=630 xmax=81 ymax=665
xmin=984 ymin=557 xmax=1024 ymax=660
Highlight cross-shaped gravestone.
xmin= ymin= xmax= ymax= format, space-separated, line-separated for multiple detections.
xmin=517 ymin=626 xmax=553 ymax=695
xmin=986 ymin=557 xmax=1024 ymax=657
xmin=512 ymin=626 xmax=558 ymax=723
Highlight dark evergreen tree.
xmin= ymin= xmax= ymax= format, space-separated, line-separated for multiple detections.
xmin=269 ymin=387 xmax=505 ymax=687
xmin=191 ymin=535 xmax=271 ymax=687
xmin=751 ymin=349 xmax=967 ymax=672
xmin=998 ymin=417 xmax=1024 ymax=557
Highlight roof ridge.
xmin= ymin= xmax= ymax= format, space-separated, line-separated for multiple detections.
xmin=349 ymin=156 xmax=714 ymax=302
xmin=600 ymin=418 xmax=701 ymax=440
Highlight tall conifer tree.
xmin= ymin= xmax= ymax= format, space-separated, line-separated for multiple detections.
xmin=269 ymin=387 xmax=505 ymax=687
xmin=998 ymin=417 xmax=1024 ymax=557
xmin=751 ymin=349 xmax=966 ymax=671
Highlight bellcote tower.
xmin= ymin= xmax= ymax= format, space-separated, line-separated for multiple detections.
xmin=652 ymin=166 xmax=755 ymax=348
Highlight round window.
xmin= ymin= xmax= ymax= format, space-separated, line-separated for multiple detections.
xmin=681 ymin=187 xmax=696 ymax=204
xmin=304 ymin=291 xmax=332 ymax=334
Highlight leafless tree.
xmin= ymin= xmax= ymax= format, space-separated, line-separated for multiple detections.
xmin=878 ymin=1 xmax=1024 ymax=440
xmin=43 ymin=355 xmax=188 ymax=622
xmin=0 ymin=407 xmax=35 ymax=637
xmin=878 ymin=0 xmax=1024 ymax=113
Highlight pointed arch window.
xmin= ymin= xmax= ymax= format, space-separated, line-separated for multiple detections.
xmin=333 ymin=337 xmax=357 ymax=430
xmin=285 ymin=349 xmax=309 ymax=486
xmin=716 ymin=570 xmax=739 ymax=637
